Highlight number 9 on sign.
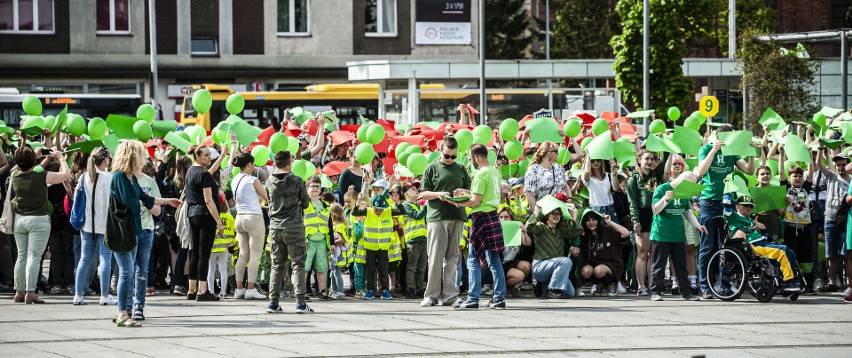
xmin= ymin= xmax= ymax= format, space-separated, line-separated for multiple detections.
xmin=699 ymin=95 xmax=719 ymax=117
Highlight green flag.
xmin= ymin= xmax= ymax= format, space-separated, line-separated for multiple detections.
xmin=106 ymin=114 xmax=141 ymax=140
xmin=164 ymin=131 xmax=193 ymax=153
xmin=673 ymin=180 xmax=706 ymax=200
xmin=673 ymin=126 xmax=702 ymax=156
xmin=749 ymin=185 xmax=787 ymax=213
xmin=66 ymin=140 xmax=104 ymax=154
xmin=527 ymin=117 xmax=563 ymax=144
xmin=627 ymin=110 xmax=655 ymax=118
xmin=586 ymin=132 xmax=614 ymax=160
xmin=52 ymin=105 xmax=68 ymax=133
xmin=102 ymin=134 xmax=119 ymax=154
xmin=718 ymin=130 xmax=756 ymax=157
xmin=613 ymin=141 xmax=636 ymax=167
xmin=819 ymin=106 xmax=844 ymax=118
xmin=723 ymin=173 xmax=750 ymax=196
xmin=759 ymin=107 xmax=782 ymax=125
xmin=501 ymin=221 xmax=522 ymax=247
xmin=783 ymin=134 xmax=812 ymax=163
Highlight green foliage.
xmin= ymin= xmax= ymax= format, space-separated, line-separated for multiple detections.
xmin=485 ymin=0 xmax=539 ymax=59
xmin=551 ymin=0 xmax=620 ymax=59
xmin=738 ymin=29 xmax=819 ymax=130
xmin=690 ymin=0 xmax=775 ymax=57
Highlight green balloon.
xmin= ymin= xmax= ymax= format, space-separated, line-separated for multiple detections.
xmin=133 ymin=121 xmax=152 ymax=141
xmin=395 ymin=142 xmax=411 ymax=155
xmin=454 ymin=129 xmax=473 ymax=152
xmin=226 ymin=93 xmax=245 ymax=115
xmin=473 ymin=125 xmax=493 ymax=145
xmin=287 ymin=136 xmax=300 ymax=155
xmin=580 ymin=137 xmax=592 ymax=153
xmin=426 ymin=151 xmax=440 ymax=163
xmin=649 ymin=119 xmax=666 ymax=135
xmin=88 ymin=117 xmax=107 ymax=140
xmin=405 ymin=145 xmax=421 ymax=155
xmin=407 ymin=153 xmax=427 ymax=175
xmin=504 ymin=139 xmax=523 ymax=160
xmin=67 ymin=114 xmax=86 ymax=137
xmin=357 ymin=125 xmax=370 ymax=143
xmin=303 ymin=161 xmax=317 ymax=181
xmin=269 ymin=133 xmax=288 ymax=154
xmin=557 ymin=146 xmax=570 ymax=165
xmin=397 ymin=151 xmax=413 ymax=167
xmin=591 ymin=118 xmax=609 ymax=136
xmin=137 ymin=104 xmax=156 ymax=123
xmin=667 ymin=107 xmax=681 ymax=121
xmin=499 ymin=118 xmax=519 ymax=141
xmin=683 ymin=116 xmax=701 ymax=131
xmin=22 ymin=95 xmax=42 ymax=116
xmin=518 ymin=160 xmax=529 ymax=176
xmin=354 ymin=143 xmax=375 ymax=165
xmin=366 ymin=124 xmax=385 ymax=145
xmin=251 ymin=145 xmax=270 ymax=166
xmin=291 ymin=160 xmax=307 ymax=179
xmin=487 ymin=150 xmax=497 ymax=165
xmin=42 ymin=115 xmax=56 ymax=132
xmin=192 ymin=89 xmax=212 ymax=115
xmin=186 ymin=126 xmax=206 ymax=145
xmin=564 ymin=119 xmax=582 ymax=138
xmin=231 ymin=166 xmax=240 ymax=179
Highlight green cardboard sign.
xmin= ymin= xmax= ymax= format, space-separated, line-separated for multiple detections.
xmin=501 ymin=221 xmax=522 ymax=247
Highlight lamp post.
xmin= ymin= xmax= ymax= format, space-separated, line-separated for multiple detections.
xmin=479 ymin=0 xmax=486 ymax=125
xmin=642 ymin=0 xmax=649 ymax=136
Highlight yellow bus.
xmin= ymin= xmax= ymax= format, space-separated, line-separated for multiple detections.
xmin=180 ymin=84 xmax=565 ymax=130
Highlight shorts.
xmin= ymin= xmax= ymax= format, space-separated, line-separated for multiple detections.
xmin=389 ymin=260 xmax=400 ymax=273
xmin=638 ymin=207 xmax=653 ymax=234
xmin=305 ymin=239 xmax=329 ymax=273
xmin=502 ymin=259 xmax=520 ymax=275
xmin=824 ymin=220 xmax=847 ymax=259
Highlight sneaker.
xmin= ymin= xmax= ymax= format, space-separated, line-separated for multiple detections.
xmin=296 ymin=303 xmax=314 ymax=313
xmin=99 ymin=295 xmax=117 ymax=306
xmin=319 ymin=290 xmax=332 ymax=301
xmin=481 ymin=284 xmax=493 ymax=297
xmin=218 ymin=293 xmax=226 ymax=299
xmin=843 ymin=287 xmax=852 ymax=296
xmin=363 ymin=290 xmax=375 ymax=300
xmin=575 ymin=290 xmax=585 ymax=297
xmin=132 ymin=308 xmax=145 ymax=321
xmin=701 ymin=291 xmax=715 ymax=300
xmin=533 ymin=281 xmax=544 ymax=298
xmin=617 ymin=282 xmax=627 ymax=294
xmin=196 ymin=291 xmax=220 ymax=301
xmin=682 ymin=295 xmax=701 ymax=301
xmin=486 ymin=299 xmax=506 ymax=309
xmin=244 ymin=288 xmax=266 ymax=300
xmin=452 ymin=299 xmax=479 ymax=310
xmin=332 ymin=292 xmax=346 ymax=300
xmin=520 ymin=282 xmax=534 ymax=291
xmin=650 ymin=293 xmax=663 ymax=301
xmin=266 ymin=302 xmax=283 ymax=314
xmin=590 ymin=284 xmax=600 ymax=297
xmin=781 ymin=281 xmax=802 ymax=293
xmin=844 ymin=294 xmax=852 ymax=304
xmin=420 ymin=297 xmax=437 ymax=307
xmin=406 ymin=288 xmax=419 ymax=299
xmin=607 ymin=283 xmax=618 ymax=297
xmin=803 ymin=287 xmax=816 ymax=295
xmin=547 ymin=289 xmax=570 ymax=299
xmin=233 ymin=288 xmax=246 ymax=299
xmin=813 ymin=278 xmax=823 ymax=290
xmin=354 ymin=290 xmax=366 ymax=299
xmin=50 ymin=286 xmax=65 ymax=295
xmin=72 ymin=295 xmax=85 ymax=305
xmin=381 ymin=290 xmax=393 ymax=300
xmin=172 ymin=286 xmax=187 ymax=295
xmin=636 ymin=287 xmax=649 ymax=296
xmin=818 ymin=283 xmax=838 ymax=293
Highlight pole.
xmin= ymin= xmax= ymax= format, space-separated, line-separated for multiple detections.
xmin=728 ymin=0 xmax=735 ymax=58
xmin=149 ymin=0 xmax=159 ymax=110
xmin=546 ymin=0 xmax=553 ymax=113
xmin=479 ymin=0 xmax=486 ymax=125
xmin=642 ymin=0 xmax=649 ymax=136
xmin=842 ymin=31 xmax=848 ymax=109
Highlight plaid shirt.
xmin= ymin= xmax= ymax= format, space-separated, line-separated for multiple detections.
xmin=469 ymin=211 xmax=505 ymax=267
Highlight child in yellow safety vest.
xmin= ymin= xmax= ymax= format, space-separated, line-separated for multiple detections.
xmin=388 ymin=184 xmax=405 ymax=293
xmin=353 ymin=177 xmax=403 ymax=300
xmin=328 ymin=203 xmax=351 ymax=300
xmin=209 ymin=200 xmax=236 ymax=298
xmin=398 ymin=181 xmax=428 ymax=299
xmin=304 ymin=175 xmax=333 ymax=301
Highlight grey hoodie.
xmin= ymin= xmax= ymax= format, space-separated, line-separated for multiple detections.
xmin=265 ymin=171 xmax=309 ymax=230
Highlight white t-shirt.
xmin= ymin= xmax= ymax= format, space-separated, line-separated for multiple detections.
xmin=79 ymin=171 xmax=112 ymax=235
xmin=581 ymin=173 xmax=614 ymax=207
xmin=232 ymin=173 xmax=263 ymax=215
xmin=137 ymin=174 xmax=161 ymax=231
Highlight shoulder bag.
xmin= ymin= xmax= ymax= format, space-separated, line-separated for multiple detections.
xmin=104 ymin=180 xmax=137 ymax=252
xmin=0 ymin=176 xmax=15 ymax=235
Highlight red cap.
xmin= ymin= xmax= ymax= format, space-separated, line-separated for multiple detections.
xmin=554 ymin=192 xmax=569 ymax=203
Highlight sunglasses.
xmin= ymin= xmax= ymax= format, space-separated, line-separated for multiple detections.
xmin=443 ymin=153 xmax=457 ymax=160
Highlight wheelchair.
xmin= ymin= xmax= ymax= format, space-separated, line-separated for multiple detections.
xmin=704 ymin=217 xmax=806 ymax=303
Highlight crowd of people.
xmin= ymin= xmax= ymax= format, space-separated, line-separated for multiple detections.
xmin=1 ymin=105 xmax=850 ymax=328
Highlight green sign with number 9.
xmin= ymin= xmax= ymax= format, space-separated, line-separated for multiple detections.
xmin=699 ymin=96 xmax=719 ymax=117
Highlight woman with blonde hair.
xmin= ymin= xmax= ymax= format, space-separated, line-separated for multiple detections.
xmin=110 ymin=141 xmax=182 ymax=327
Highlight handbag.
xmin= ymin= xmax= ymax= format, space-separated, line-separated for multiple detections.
xmin=104 ymin=193 xmax=137 ymax=253
xmin=0 ymin=177 xmax=14 ymax=235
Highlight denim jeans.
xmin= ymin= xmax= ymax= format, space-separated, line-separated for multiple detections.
xmin=354 ymin=262 xmax=366 ymax=292
xmin=75 ymin=232 xmax=112 ymax=296
xmin=466 ymin=246 xmax=506 ymax=303
xmin=114 ymin=245 xmax=138 ymax=312
xmin=532 ymin=257 xmax=575 ymax=296
xmin=591 ymin=205 xmax=619 ymax=225
xmin=329 ymin=266 xmax=345 ymax=293
xmin=134 ymin=230 xmax=154 ymax=310
xmin=698 ymin=199 xmax=723 ymax=293
xmin=824 ymin=220 xmax=847 ymax=259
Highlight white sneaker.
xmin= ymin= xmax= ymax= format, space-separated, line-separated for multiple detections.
xmin=420 ymin=297 xmax=437 ymax=307
xmin=332 ymin=292 xmax=346 ymax=300
xmin=617 ymin=282 xmax=627 ymax=294
xmin=218 ymin=293 xmax=226 ymax=299
xmin=244 ymin=288 xmax=266 ymax=300
xmin=575 ymin=290 xmax=585 ymax=297
xmin=843 ymin=286 xmax=852 ymax=296
xmin=233 ymin=288 xmax=246 ymax=299
xmin=99 ymin=295 xmax=116 ymax=305
xmin=72 ymin=295 xmax=85 ymax=305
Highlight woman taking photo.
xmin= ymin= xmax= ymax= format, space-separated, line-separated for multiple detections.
xmin=626 ymin=149 xmax=662 ymax=296
xmin=184 ymin=145 xmax=225 ymax=301
xmin=12 ymin=145 xmax=71 ymax=304
xmin=231 ymin=151 xmax=270 ymax=300
xmin=111 ymin=141 xmax=181 ymax=327
xmin=72 ymin=147 xmax=115 ymax=306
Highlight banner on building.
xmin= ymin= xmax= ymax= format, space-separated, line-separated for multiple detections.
xmin=415 ymin=0 xmax=472 ymax=45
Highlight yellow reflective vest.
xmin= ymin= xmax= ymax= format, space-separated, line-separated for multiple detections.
xmin=363 ymin=208 xmax=393 ymax=251
xmin=213 ymin=213 xmax=236 ymax=253
xmin=305 ymin=202 xmax=330 ymax=238
xmin=332 ymin=222 xmax=352 ymax=268
xmin=401 ymin=201 xmax=427 ymax=243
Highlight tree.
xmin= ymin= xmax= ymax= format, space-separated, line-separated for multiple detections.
xmin=689 ymin=0 xmax=775 ymax=58
xmin=738 ymin=29 xmax=819 ymax=129
xmin=485 ymin=0 xmax=539 ymax=59
xmin=551 ymin=0 xmax=620 ymax=59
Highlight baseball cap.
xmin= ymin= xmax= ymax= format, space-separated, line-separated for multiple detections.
xmin=736 ymin=195 xmax=755 ymax=206
xmin=403 ymin=181 xmax=420 ymax=193
xmin=371 ymin=179 xmax=389 ymax=189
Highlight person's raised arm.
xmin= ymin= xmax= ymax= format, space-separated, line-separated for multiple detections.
xmin=604 ymin=214 xmax=630 ymax=238
xmin=778 ymin=144 xmax=787 ymax=182
xmin=662 ymin=152 xmax=673 ymax=182
xmin=651 ymin=188 xmax=671 ymax=215
xmin=581 ymin=155 xmax=591 ymax=183
xmin=816 ymin=147 xmax=829 ymax=176
xmin=735 ymin=155 xmax=755 ymax=175
xmin=45 ymin=152 xmax=72 ymax=185
xmin=610 ymin=159 xmax=620 ymax=192
xmin=309 ymin=119 xmax=326 ymax=158
xmin=696 ymin=141 xmax=723 ymax=178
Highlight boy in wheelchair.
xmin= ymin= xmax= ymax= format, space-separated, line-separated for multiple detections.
xmin=725 ymin=195 xmax=803 ymax=293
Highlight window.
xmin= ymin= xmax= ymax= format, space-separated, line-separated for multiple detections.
xmin=277 ymin=0 xmax=309 ymax=35
xmin=191 ymin=38 xmax=218 ymax=55
xmin=97 ymin=0 xmax=130 ymax=34
xmin=365 ymin=0 xmax=396 ymax=36
xmin=0 ymin=0 xmax=54 ymax=33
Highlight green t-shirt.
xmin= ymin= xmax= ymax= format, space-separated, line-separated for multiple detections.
xmin=137 ymin=174 xmax=161 ymax=230
xmin=725 ymin=211 xmax=763 ymax=243
xmin=698 ymin=144 xmax=741 ymax=201
xmin=11 ymin=170 xmax=49 ymax=216
xmin=650 ymin=182 xmax=688 ymax=243
xmin=470 ymin=166 xmax=500 ymax=214
xmin=420 ymin=160 xmax=471 ymax=223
